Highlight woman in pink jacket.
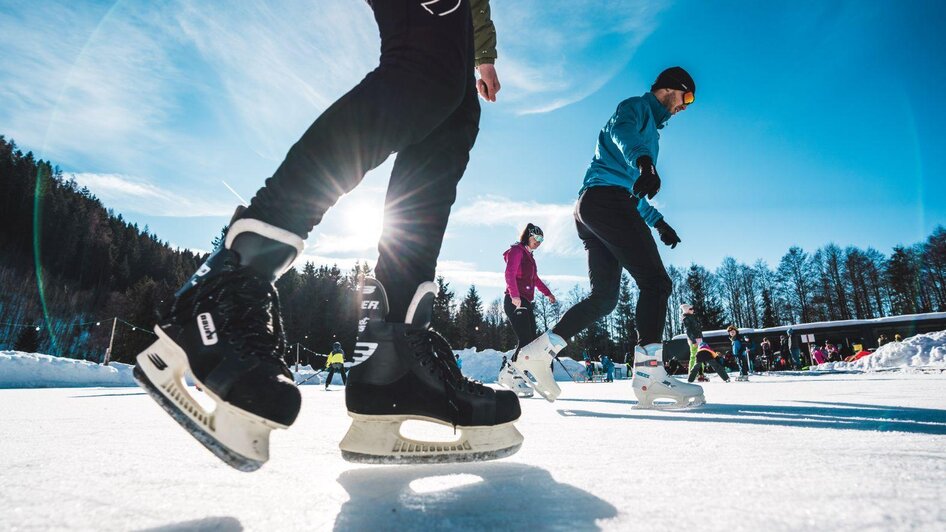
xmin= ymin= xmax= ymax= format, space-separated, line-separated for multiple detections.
xmin=504 ymin=224 xmax=557 ymax=357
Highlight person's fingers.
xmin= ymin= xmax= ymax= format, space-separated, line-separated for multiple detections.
xmin=476 ymin=79 xmax=489 ymax=100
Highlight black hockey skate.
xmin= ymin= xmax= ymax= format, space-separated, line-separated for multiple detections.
xmin=340 ymin=277 xmax=523 ymax=464
xmin=133 ymin=216 xmax=304 ymax=472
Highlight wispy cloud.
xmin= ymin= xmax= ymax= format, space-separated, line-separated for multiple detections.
xmin=452 ymin=195 xmax=581 ymax=256
xmin=492 ymin=0 xmax=670 ymax=114
xmin=70 ymin=172 xmax=233 ymax=217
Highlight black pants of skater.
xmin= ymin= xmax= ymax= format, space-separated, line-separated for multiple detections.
xmin=504 ymin=294 xmax=538 ymax=358
xmin=241 ymin=0 xmax=480 ymax=322
xmin=688 ymin=352 xmax=729 ymax=382
xmin=553 ymin=187 xmax=672 ymax=344
xmin=736 ymin=352 xmax=750 ymax=376
xmin=325 ymin=366 xmax=347 ymax=388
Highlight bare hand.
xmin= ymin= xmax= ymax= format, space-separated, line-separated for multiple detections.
xmin=476 ymin=63 xmax=501 ymax=102
xmin=511 ymin=296 xmax=522 ymax=308
xmin=548 ymin=295 xmax=557 ymax=304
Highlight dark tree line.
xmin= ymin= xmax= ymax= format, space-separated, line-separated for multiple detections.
xmin=3 ymin=135 xmax=944 ymax=364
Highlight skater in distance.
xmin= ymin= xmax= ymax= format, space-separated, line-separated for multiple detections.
xmin=132 ymin=0 xmax=521 ymax=471
xmin=511 ymin=66 xmax=705 ymax=410
xmin=324 ymin=342 xmax=347 ymax=390
xmin=503 ymin=223 xmax=556 ymax=358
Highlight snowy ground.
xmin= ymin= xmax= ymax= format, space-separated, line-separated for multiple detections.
xmin=2 ymin=372 xmax=945 ymax=531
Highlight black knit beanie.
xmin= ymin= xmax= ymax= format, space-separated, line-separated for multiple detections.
xmin=651 ymin=66 xmax=696 ymax=95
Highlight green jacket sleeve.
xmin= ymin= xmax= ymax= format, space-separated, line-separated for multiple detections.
xmin=470 ymin=0 xmax=497 ymax=66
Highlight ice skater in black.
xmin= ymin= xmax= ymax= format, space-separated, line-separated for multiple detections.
xmin=134 ymin=0 xmax=521 ymax=470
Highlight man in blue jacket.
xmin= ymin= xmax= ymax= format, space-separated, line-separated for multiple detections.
xmin=514 ymin=67 xmax=705 ymax=410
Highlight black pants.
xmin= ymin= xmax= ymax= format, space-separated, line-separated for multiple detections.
xmin=241 ymin=1 xmax=480 ymax=322
xmin=504 ymin=294 xmax=538 ymax=358
xmin=553 ymin=187 xmax=672 ymax=344
xmin=325 ymin=365 xmax=348 ymax=387
xmin=688 ymin=351 xmax=729 ymax=382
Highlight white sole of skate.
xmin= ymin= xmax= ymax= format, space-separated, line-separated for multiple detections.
xmin=499 ymin=367 xmax=535 ymax=398
xmin=510 ymin=356 xmax=560 ymax=402
xmin=134 ymin=327 xmax=287 ymax=472
xmin=339 ymin=413 xmax=523 ymax=464
xmin=632 ymin=384 xmax=706 ymax=410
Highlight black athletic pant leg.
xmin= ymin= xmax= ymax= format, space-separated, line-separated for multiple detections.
xmin=553 ymin=187 xmax=672 ymax=344
xmin=324 ymin=368 xmax=335 ymax=388
xmin=504 ymin=294 xmax=538 ymax=358
xmin=374 ymin=66 xmax=480 ymax=320
xmin=241 ymin=1 xmax=476 ymax=320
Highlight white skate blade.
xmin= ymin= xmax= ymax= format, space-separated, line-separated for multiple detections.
xmin=135 ymin=328 xmax=286 ymax=472
xmin=632 ymin=393 xmax=706 ymax=410
xmin=339 ymin=413 xmax=523 ymax=464
xmin=510 ymin=357 xmax=560 ymax=402
xmin=498 ymin=367 xmax=534 ymax=398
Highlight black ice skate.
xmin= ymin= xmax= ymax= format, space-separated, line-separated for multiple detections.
xmin=133 ymin=216 xmax=304 ymax=472
xmin=340 ymin=277 xmax=523 ymax=464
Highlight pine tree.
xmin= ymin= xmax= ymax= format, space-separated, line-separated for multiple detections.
xmin=14 ymin=322 xmax=40 ymax=353
xmin=432 ymin=276 xmax=459 ymax=345
xmin=614 ymin=273 xmax=637 ymax=351
xmin=456 ymin=285 xmax=484 ymax=349
xmin=686 ymin=265 xmax=726 ymax=329
xmin=887 ymin=246 xmax=919 ymax=315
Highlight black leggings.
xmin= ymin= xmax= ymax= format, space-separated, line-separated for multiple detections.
xmin=553 ymin=187 xmax=672 ymax=344
xmin=325 ymin=365 xmax=347 ymax=387
xmin=504 ymin=294 xmax=538 ymax=358
xmin=241 ymin=0 xmax=479 ymax=322
xmin=688 ymin=351 xmax=729 ymax=382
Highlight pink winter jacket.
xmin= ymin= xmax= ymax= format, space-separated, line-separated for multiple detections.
xmin=503 ymin=243 xmax=551 ymax=302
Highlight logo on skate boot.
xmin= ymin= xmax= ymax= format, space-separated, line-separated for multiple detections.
xmin=635 ymin=371 xmax=650 ymax=379
xmin=361 ymin=300 xmax=380 ymax=310
xmin=352 ymin=342 xmax=378 ymax=366
xmin=197 ymin=313 xmax=218 ymax=346
xmin=420 ymin=0 xmax=462 ymax=17
xmin=358 ymin=317 xmax=370 ymax=334
xmin=361 ymin=285 xmax=376 ymax=295
xmin=148 ymin=353 xmax=168 ymax=371
xmin=662 ymin=380 xmax=675 ymax=388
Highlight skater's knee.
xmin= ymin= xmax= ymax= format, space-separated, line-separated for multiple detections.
xmin=589 ymin=291 xmax=619 ymax=317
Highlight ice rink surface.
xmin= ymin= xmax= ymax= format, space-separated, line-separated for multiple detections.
xmin=2 ymin=372 xmax=945 ymax=531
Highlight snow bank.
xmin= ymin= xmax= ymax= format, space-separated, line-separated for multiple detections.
xmin=1 ymin=347 xmax=592 ymax=389
xmin=814 ymin=330 xmax=946 ymax=372
xmin=0 ymin=351 xmax=137 ymax=388
xmin=453 ymin=347 xmax=586 ymax=383
xmin=0 ymin=352 xmax=334 ymax=389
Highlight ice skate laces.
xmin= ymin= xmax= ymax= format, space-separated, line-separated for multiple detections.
xmin=190 ymin=269 xmax=288 ymax=364
xmin=404 ymin=329 xmax=487 ymax=396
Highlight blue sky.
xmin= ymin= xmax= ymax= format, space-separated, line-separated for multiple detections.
xmin=2 ymin=0 xmax=944 ymax=304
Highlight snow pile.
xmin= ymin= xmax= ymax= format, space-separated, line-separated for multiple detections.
xmin=815 ymin=330 xmax=946 ymax=372
xmin=453 ymin=347 xmax=586 ymax=383
xmin=2 ymin=348 xmax=592 ymax=389
xmin=0 ymin=351 xmax=332 ymax=389
xmin=0 ymin=351 xmax=137 ymax=388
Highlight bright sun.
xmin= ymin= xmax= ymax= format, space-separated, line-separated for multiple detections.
xmin=343 ymin=201 xmax=385 ymax=247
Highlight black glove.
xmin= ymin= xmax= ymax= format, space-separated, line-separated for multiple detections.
xmin=655 ymin=219 xmax=681 ymax=249
xmin=633 ymin=155 xmax=661 ymax=199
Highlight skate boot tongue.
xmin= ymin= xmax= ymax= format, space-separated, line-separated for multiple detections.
xmin=358 ymin=277 xmax=390 ymax=325
xmin=404 ymin=281 xmax=438 ymax=329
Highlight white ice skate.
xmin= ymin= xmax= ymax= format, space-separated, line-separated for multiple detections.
xmin=510 ymin=331 xmax=567 ymax=402
xmin=134 ymin=328 xmax=288 ymax=471
xmin=498 ymin=365 xmax=534 ymax=398
xmin=631 ymin=343 xmax=705 ymax=410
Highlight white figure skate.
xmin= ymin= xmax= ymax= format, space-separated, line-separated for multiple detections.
xmin=632 ymin=343 xmax=705 ymax=410
xmin=510 ymin=331 xmax=567 ymax=402
xmin=498 ymin=365 xmax=534 ymax=398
